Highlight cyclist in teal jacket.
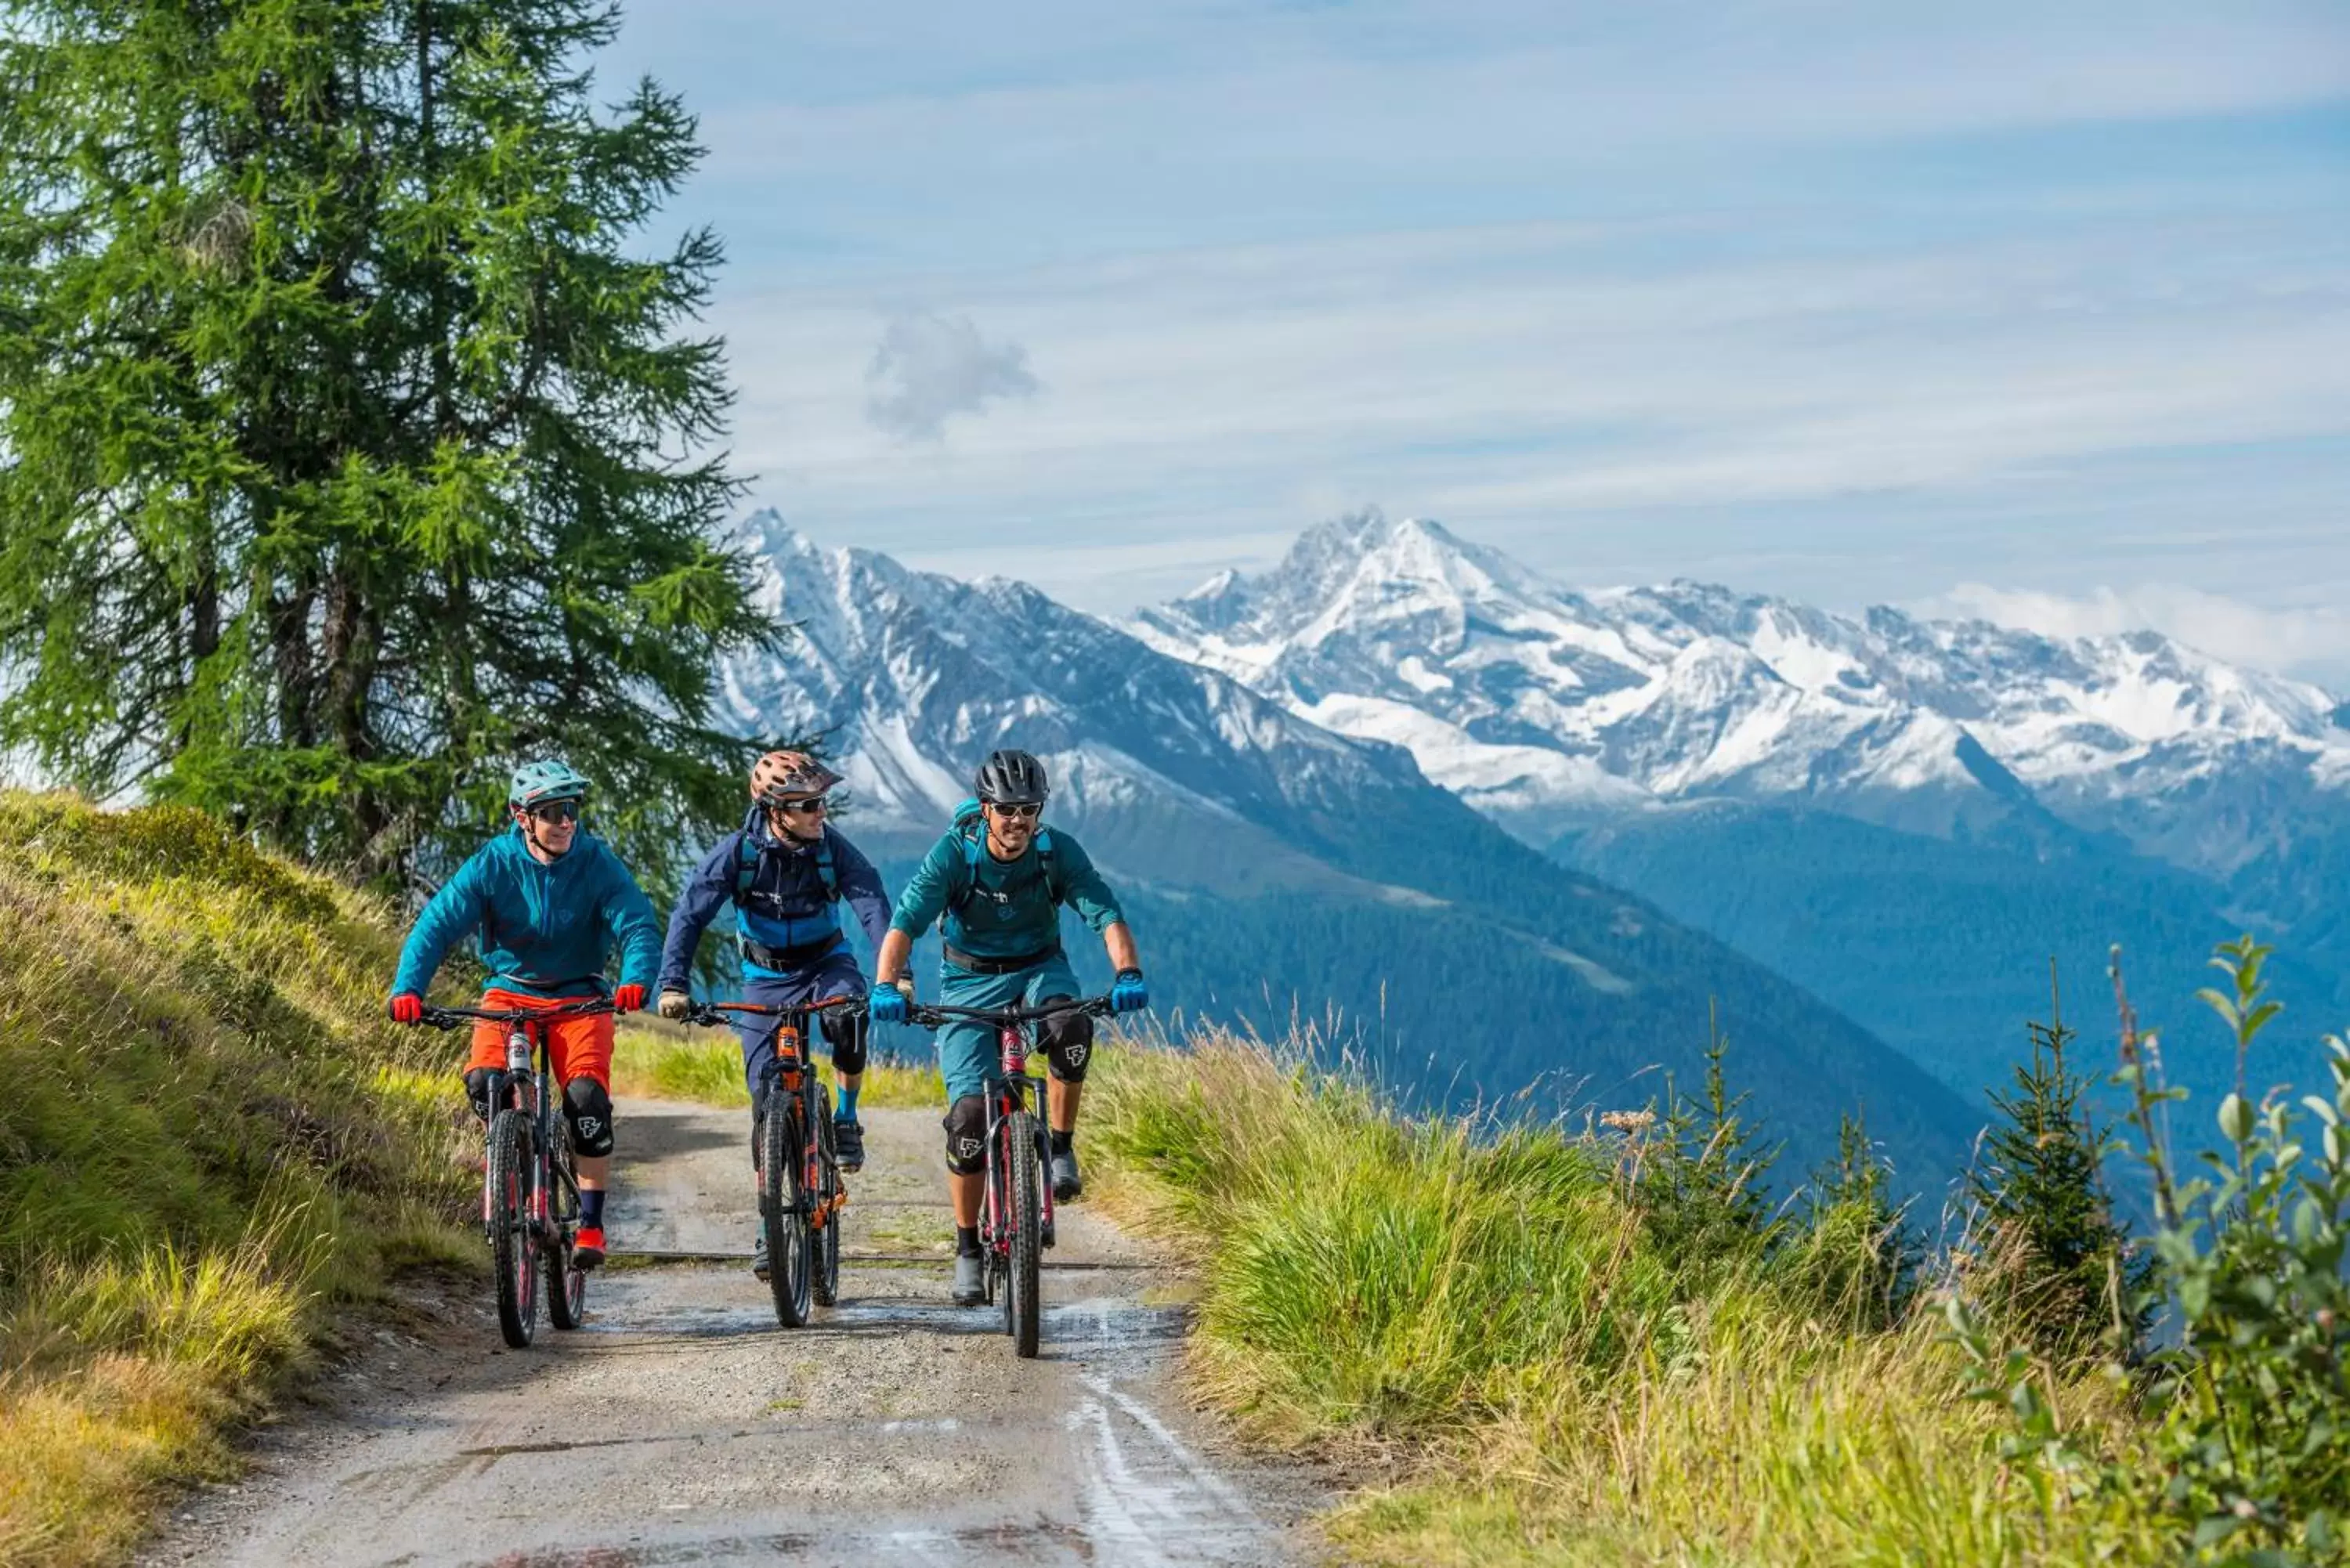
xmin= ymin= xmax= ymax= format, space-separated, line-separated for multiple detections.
xmin=870 ymin=749 xmax=1149 ymax=1306
xmin=388 ymin=760 xmax=663 ymax=1267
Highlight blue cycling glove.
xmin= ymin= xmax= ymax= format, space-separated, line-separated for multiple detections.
xmin=868 ymin=982 xmax=911 ymax=1025
xmin=1110 ymin=968 xmax=1150 ymax=1015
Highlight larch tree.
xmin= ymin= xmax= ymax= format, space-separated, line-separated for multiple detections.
xmin=0 ymin=0 xmax=779 ymax=889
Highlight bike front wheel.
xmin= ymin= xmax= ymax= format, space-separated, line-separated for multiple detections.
xmin=760 ymin=1093 xmax=813 ymax=1328
xmin=1004 ymin=1108 xmax=1043 ymax=1358
xmin=812 ymin=1083 xmax=841 ymax=1309
xmin=487 ymin=1111 xmax=539 ymax=1349
xmin=546 ymin=1143 xmax=588 ymax=1331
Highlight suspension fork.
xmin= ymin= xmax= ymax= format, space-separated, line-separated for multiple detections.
xmin=775 ymin=1017 xmax=819 ymax=1211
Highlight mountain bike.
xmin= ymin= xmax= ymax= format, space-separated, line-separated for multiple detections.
xmin=682 ymin=997 xmax=862 ymax=1328
xmin=413 ymin=999 xmax=614 ymax=1349
xmin=910 ymin=995 xmax=1115 ymax=1358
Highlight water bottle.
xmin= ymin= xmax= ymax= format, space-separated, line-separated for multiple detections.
xmin=506 ymin=1030 xmax=530 ymax=1074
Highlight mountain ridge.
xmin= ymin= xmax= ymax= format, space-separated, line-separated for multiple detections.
xmin=1130 ymin=509 xmax=2350 ymax=875
xmin=714 ymin=508 xmax=1981 ymax=1187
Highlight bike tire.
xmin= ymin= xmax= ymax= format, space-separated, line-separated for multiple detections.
xmin=487 ymin=1110 xmax=539 ymax=1349
xmin=545 ymin=1143 xmax=588 ymax=1331
xmin=1006 ymin=1108 xmax=1043 ymax=1358
xmin=761 ymin=1091 xmax=812 ymax=1328
xmin=812 ymin=1083 xmax=841 ymax=1309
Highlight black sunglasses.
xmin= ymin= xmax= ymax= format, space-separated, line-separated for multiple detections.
xmin=989 ymin=801 xmax=1042 ymax=820
xmin=526 ymin=800 xmax=580 ymax=824
xmin=772 ymin=796 xmax=830 ymax=815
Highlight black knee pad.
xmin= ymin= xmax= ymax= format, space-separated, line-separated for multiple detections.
xmin=825 ymin=1008 xmax=870 ymax=1078
xmin=942 ymin=1095 xmax=987 ymax=1175
xmin=1038 ymin=998 xmax=1095 ymax=1084
xmin=462 ymin=1068 xmax=497 ymax=1120
xmin=564 ymin=1077 xmax=615 ymax=1158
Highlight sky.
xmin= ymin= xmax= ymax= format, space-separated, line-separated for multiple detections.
xmin=601 ymin=1 xmax=2350 ymax=685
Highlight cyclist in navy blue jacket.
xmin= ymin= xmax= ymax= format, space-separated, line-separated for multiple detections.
xmin=656 ymin=751 xmax=892 ymax=1278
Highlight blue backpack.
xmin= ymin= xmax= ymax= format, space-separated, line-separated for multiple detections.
xmin=734 ymin=824 xmax=841 ymax=906
xmin=945 ymin=797 xmax=1064 ymax=913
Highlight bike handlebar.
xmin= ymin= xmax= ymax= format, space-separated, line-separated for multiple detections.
xmin=906 ymin=995 xmax=1116 ymax=1030
xmin=682 ymin=995 xmax=869 ymax=1029
xmin=411 ymin=999 xmax=618 ymax=1031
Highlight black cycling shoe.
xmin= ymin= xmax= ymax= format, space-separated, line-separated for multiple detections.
xmin=751 ymin=1227 xmax=771 ymax=1282
xmin=1050 ymin=1148 xmax=1083 ymax=1202
xmin=833 ymin=1116 xmax=865 ymax=1174
xmin=951 ymin=1252 xmax=985 ymax=1306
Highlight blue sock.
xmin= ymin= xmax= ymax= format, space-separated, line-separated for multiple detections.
xmin=838 ymin=1084 xmax=861 ymax=1122
xmin=579 ymin=1189 xmax=605 ymax=1226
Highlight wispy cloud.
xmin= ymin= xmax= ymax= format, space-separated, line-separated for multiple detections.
xmin=863 ymin=312 xmax=1041 ymax=442
xmin=606 ymin=0 xmax=2350 ymax=620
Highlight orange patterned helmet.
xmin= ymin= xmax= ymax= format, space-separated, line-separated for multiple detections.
xmin=750 ymin=750 xmax=842 ymax=805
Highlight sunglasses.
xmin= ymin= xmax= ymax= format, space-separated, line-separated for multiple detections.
xmin=989 ymin=802 xmax=1042 ymax=821
xmin=773 ymin=797 xmax=830 ymax=815
xmin=526 ymin=800 xmax=580 ymax=824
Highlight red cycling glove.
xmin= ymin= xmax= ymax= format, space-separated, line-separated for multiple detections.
xmin=612 ymin=984 xmax=646 ymax=1014
xmin=388 ymin=993 xmax=423 ymax=1024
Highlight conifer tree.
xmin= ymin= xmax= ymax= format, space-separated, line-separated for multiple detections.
xmin=1967 ymin=973 xmax=2149 ymax=1355
xmin=0 ymin=0 xmax=776 ymax=886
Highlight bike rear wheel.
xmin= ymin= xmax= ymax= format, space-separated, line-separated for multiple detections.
xmin=1005 ymin=1108 xmax=1043 ymax=1358
xmin=545 ymin=1143 xmax=588 ymax=1331
xmin=812 ymin=1083 xmax=841 ymax=1309
xmin=760 ymin=1091 xmax=813 ymax=1328
xmin=487 ymin=1111 xmax=539 ymax=1349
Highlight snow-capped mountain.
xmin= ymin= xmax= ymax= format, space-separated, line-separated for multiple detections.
xmin=710 ymin=510 xmax=1983 ymax=1183
xmin=1131 ymin=511 xmax=2350 ymax=878
xmin=714 ymin=509 xmax=1473 ymax=896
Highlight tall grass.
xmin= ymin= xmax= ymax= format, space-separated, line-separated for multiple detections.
xmin=0 ymin=793 xmax=472 ymax=1566
xmin=1086 ymin=1033 xmax=2166 ymax=1566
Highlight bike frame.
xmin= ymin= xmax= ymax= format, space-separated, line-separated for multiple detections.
xmin=912 ymin=996 xmax=1115 ymax=1264
xmin=686 ymin=996 xmax=862 ymax=1230
xmin=421 ymin=1000 xmax=612 ymax=1244
xmin=981 ymin=1020 xmax=1052 ymax=1262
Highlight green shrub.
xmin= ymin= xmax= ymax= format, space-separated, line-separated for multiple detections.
xmin=1958 ymin=938 xmax=2350 ymax=1564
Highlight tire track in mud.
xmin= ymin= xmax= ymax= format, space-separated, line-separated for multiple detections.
xmin=140 ymin=1100 xmax=1307 ymax=1567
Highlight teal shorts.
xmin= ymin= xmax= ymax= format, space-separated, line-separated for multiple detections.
xmin=935 ymin=952 xmax=1084 ymax=1104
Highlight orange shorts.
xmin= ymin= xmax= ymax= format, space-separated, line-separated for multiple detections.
xmin=464 ymin=988 xmax=614 ymax=1089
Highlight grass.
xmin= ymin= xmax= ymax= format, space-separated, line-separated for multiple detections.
xmin=0 ymin=792 xmax=473 ymax=1566
xmin=1084 ymin=1031 xmax=2173 ymax=1566
xmin=610 ymin=1022 xmax=946 ymax=1110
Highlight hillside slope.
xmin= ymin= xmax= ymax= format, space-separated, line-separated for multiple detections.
xmin=0 ymin=794 xmax=468 ymax=1566
xmin=1561 ymin=804 xmax=2343 ymax=1109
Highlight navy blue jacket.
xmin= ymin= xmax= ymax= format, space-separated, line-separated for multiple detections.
xmin=658 ymin=811 xmax=892 ymax=992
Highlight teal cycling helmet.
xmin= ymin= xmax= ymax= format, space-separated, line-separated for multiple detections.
xmin=508 ymin=758 xmax=590 ymax=811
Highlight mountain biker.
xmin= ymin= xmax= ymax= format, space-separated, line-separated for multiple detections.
xmin=870 ymin=748 xmax=1149 ymax=1306
xmin=386 ymin=760 xmax=662 ymax=1270
xmin=654 ymin=750 xmax=894 ymax=1280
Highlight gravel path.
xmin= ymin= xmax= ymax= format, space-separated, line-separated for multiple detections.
xmin=142 ymin=1098 xmax=1309 ymax=1567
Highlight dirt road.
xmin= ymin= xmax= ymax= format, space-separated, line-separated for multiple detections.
xmin=143 ymin=1099 xmax=1305 ymax=1567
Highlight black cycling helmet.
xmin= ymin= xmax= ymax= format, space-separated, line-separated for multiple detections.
xmin=973 ymin=748 xmax=1050 ymax=806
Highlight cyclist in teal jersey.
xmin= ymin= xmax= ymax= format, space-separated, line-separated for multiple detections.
xmin=870 ymin=749 xmax=1148 ymax=1306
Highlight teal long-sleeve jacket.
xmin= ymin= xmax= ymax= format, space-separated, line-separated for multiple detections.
xmin=392 ymin=826 xmax=662 ymax=1000
xmin=888 ymin=822 xmax=1125 ymax=961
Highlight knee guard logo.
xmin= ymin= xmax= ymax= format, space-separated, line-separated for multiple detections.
xmin=1061 ymin=1041 xmax=1090 ymax=1068
xmin=577 ymin=1116 xmax=604 ymax=1142
xmin=955 ymin=1135 xmax=982 ymax=1161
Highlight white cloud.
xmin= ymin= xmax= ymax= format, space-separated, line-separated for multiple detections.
xmin=863 ymin=312 xmax=1041 ymax=441
xmin=1923 ymin=583 xmax=2350 ymax=686
xmin=604 ymin=0 xmax=2350 ymax=623
xmin=707 ymin=217 xmax=2350 ymax=611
